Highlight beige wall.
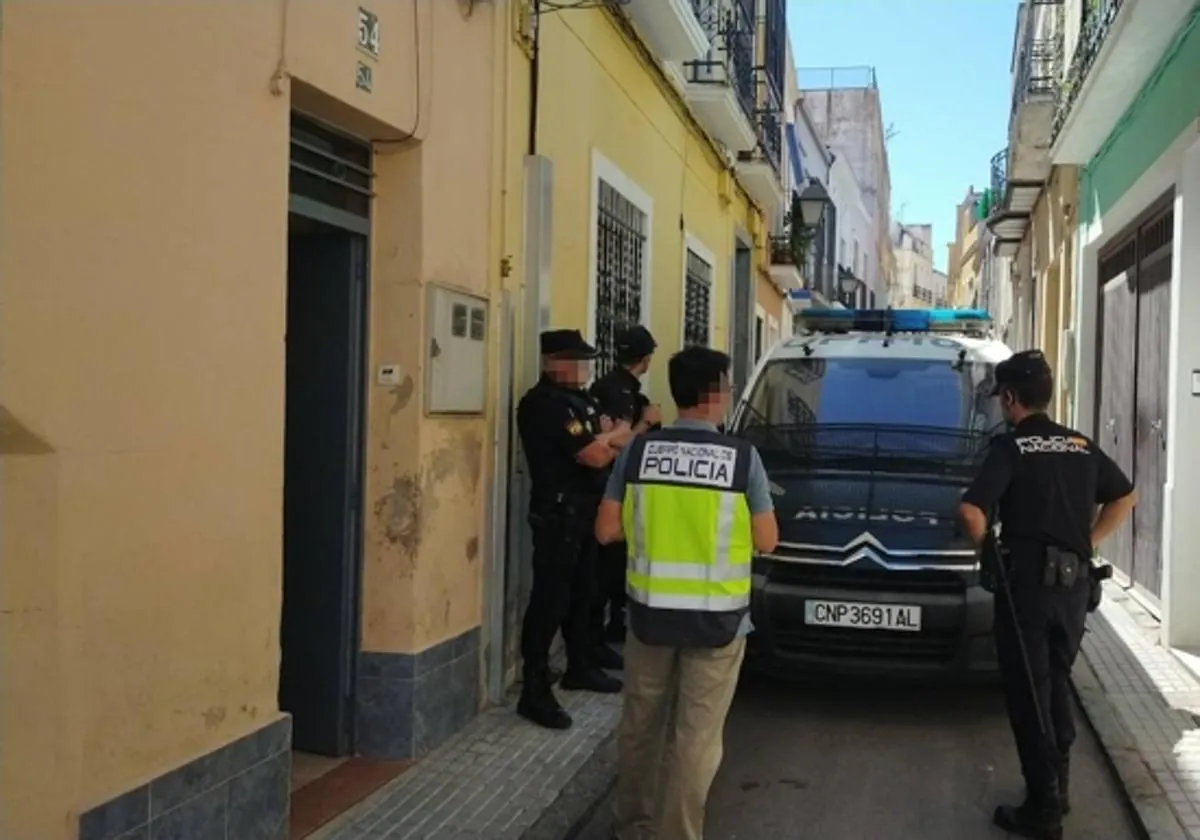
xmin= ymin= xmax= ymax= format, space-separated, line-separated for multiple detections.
xmin=0 ymin=1 xmax=495 ymax=835
xmin=1030 ymin=166 xmax=1080 ymax=420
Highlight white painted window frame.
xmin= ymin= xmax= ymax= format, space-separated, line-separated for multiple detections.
xmin=586 ymin=148 xmax=654 ymax=346
xmin=680 ymin=232 xmax=717 ymax=349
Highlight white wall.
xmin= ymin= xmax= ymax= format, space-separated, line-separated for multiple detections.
xmin=792 ymin=97 xmax=830 ymax=186
xmin=828 ymin=154 xmax=878 ymax=301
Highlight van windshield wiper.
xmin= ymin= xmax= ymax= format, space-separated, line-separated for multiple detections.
xmin=737 ymin=422 xmax=991 ymax=477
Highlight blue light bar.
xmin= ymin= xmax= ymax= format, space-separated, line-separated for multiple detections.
xmin=796 ymin=308 xmax=993 ymax=336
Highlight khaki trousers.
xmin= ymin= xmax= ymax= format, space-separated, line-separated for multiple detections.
xmin=613 ymin=632 xmax=745 ymax=840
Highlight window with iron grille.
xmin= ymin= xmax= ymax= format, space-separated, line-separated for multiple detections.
xmin=683 ymin=248 xmax=713 ymax=347
xmin=594 ymin=179 xmax=647 ymax=376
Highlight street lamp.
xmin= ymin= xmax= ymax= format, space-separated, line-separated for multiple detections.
xmin=796 ymin=177 xmax=831 ymax=229
xmin=838 ymin=267 xmax=861 ymax=307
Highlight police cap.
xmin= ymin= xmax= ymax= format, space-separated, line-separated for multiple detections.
xmin=540 ymin=329 xmax=599 ymax=360
xmin=991 ymin=349 xmax=1053 ymax=396
xmin=615 ymin=325 xmax=657 ymax=362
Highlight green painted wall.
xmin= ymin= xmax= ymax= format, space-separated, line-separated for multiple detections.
xmin=1080 ymin=4 xmax=1200 ymax=226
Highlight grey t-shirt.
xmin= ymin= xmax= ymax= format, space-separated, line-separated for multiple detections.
xmin=604 ymin=419 xmax=774 ymax=637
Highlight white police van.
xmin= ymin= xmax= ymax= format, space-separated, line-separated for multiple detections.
xmin=731 ymin=308 xmax=1013 ymax=675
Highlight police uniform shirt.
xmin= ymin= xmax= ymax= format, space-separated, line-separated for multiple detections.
xmin=517 ymin=375 xmax=607 ymax=501
xmin=590 ymin=365 xmax=652 ymax=428
xmin=962 ymin=413 xmax=1134 ymax=559
xmin=604 ymin=418 xmax=774 ymax=639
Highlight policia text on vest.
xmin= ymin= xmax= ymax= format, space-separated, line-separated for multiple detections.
xmin=638 ymin=440 xmax=738 ymax=488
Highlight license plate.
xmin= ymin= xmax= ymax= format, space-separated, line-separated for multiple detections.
xmin=803 ymin=600 xmax=922 ymax=632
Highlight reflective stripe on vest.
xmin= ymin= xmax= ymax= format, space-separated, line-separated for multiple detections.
xmin=622 ymin=480 xmax=753 ymax=612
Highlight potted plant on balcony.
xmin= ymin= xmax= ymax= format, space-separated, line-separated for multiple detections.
xmin=772 ymin=203 xmax=815 ymax=269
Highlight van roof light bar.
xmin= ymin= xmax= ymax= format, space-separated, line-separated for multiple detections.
xmin=795 ymin=307 xmax=993 ymax=337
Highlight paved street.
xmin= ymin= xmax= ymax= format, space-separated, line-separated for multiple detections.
xmin=580 ymin=671 xmax=1140 ymax=839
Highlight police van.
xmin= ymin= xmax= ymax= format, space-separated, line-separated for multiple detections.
xmin=731 ymin=308 xmax=1012 ymax=675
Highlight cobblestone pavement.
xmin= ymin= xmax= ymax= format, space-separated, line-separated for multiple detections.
xmin=1078 ymin=580 xmax=1200 ymax=838
xmin=312 ymin=688 xmax=621 ymax=840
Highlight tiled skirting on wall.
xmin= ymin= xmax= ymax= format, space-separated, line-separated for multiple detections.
xmin=78 ymin=715 xmax=291 ymax=840
xmin=356 ymin=626 xmax=481 ymax=760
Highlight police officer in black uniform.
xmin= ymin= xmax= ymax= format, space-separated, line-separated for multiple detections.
xmin=959 ymin=350 xmax=1137 ymax=840
xmin=516 ymin=329 xmax=631 ymax=730
xmin=588 ymin=325 xmax=663 ymax=645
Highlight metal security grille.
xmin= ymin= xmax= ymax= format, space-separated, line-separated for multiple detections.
xmin=594 ymin=180 xmax=646 ymax=375
xmin=289 ymin=113 xmax=373 ymax=220
xmin=683 ymin=249 xmax=712 ymax=347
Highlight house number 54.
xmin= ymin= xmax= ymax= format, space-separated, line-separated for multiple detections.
xmin=358 ymin=8 xmax=380 ymax=58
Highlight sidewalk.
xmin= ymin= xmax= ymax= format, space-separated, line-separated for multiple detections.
xmin=309 ymin=687 xmax=621 ymax=840
xmin=1074 ymin=580 xmax=1200 ymax=839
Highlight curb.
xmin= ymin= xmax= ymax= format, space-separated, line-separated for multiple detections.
xmin=1072 ymin=651 xmax=1188 ymax=840
xmin=520 ymin=729 xmax=618 ymax=840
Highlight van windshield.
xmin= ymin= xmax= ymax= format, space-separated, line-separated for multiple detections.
xmin=736 ymin=356 xmax=1003 ymax=473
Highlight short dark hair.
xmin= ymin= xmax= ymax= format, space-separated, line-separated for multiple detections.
xmin=668 ymin=346 xmax=730 ymax=409
xmin=1002 ymin=375 xmax=1053 ymax=411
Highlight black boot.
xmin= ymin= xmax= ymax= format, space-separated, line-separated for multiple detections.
xmin=993 ymin=795 xmax=1063 ymax=840
xmin=560 ymin=667 xmax=622 ymax=694
xmin=517 ymin=672 xmax=572 ymax=730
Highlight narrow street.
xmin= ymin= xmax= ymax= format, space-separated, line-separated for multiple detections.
xmin=579 ymin=671 xmax=1140 ymax=839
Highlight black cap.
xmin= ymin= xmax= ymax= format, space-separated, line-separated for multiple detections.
xmin=991 ymin=349 xmax=1053 ymax=396
xmin=540 ymin=329 xmax=599 ymax=360
xmin=615 ymin=325 xmax=657 ymax=362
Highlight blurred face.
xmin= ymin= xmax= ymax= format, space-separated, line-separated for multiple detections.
xmin=545 ymin=356 xmax=591 ymax=387
xmin=630 ymin=353 xmax=653 ymax=378
xmin=698 ymin=372 xmax=733 ymax=420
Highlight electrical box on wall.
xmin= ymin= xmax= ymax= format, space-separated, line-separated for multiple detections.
xmin=425 ymin=285 xmax=488 ymax=414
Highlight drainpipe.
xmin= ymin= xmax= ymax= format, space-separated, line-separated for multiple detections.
xmin=527 ymin=4 xmax=540 ymax=155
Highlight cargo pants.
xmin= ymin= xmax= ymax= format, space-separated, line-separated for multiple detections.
xmin=613 ymin=632 xmax=745 ymax=840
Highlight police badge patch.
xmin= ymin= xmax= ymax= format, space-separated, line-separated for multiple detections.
xmin=566 ymin=419 xmax=585 ymax=436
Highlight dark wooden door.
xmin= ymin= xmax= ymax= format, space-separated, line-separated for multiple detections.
xmin=280 ymin=220 xmax=368 ymax=756
xmin=1096 ymin=238 xmax=1137 ymax=582
xmin=1131 ymin=207 xmax=1173 ymax=602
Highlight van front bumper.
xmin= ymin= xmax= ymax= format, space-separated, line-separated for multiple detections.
xmin=745 ymin=557 xmax=998 ymax=677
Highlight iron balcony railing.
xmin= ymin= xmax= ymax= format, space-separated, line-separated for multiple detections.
xmin=748 ymin=68 xmax=783 ymax=173
xmin=1012 ymin=36 xmax=1063 ymax=119
xmin=1052 ymin=0 xmax=1124 ymax=143
xmin=984 ymin=148 xmax=1008 ymax=220
xmin=683 ymin=0 xmax=756 ymax=123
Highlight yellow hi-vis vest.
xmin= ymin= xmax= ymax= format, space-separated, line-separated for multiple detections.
xmin=621 ymin=427 xmax=754 ymax=627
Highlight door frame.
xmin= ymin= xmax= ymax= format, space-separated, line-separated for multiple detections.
xmin=1092 ymin=189 xmax=1175 ymax=615
xmin=286 ymin=111 xmax=373 ymax=753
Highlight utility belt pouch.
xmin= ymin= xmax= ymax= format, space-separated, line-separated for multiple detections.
xmin=1043 ymin=546 xmax=1082 ymax=588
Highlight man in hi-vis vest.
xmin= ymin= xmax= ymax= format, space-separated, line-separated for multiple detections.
xmin=595 ymin=345 xmax=779 ymax=840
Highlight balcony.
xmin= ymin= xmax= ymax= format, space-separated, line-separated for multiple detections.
xmin=984 ymin=147 xmax=1033 ymax=258
xmin=735 ymin=69 xmax=786 ymax=214
xmin=623 ymin=0 xmax=711 ymax=63
xmin=1052 ymin=0 xmax=1196 ymax=164
xmin=768 ymin=234 xmax=804 ymax=291
xmin=679 ymin=0 xmax=758 ymax=153
xmin=1009 ymin=11 xmax=1062 ymax=185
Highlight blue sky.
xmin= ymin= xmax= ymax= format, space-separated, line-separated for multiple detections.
xmin=787 ymin=0 xmax=1019 ymax=272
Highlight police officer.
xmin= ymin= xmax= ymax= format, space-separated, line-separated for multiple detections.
xmin=959 ymin=350 xmax=1137 ymax=840
xmin=596 ymin=345 xmax=779 ymax=840
xmin=589 ymin=325 xmax=663 ymax=645
xmin=516 ymin=329 xmax=631 ymax=730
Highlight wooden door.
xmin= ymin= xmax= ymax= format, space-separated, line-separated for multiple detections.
xmin=1096 ymin=238 xmax=1137 ymax=581
xmin=1131 ymin=207 xmax=1173 ymax=602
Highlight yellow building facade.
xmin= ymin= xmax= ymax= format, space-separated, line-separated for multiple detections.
xmin=513 ymin=0 xmax=788 ymax=406
xmin=1028 ymin=166 xmax=1079 ymax=422
xmin=2 ymin=2 xmax=501 ymax=837
xmin=947 ymin=191 xmax=983 ymax=308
